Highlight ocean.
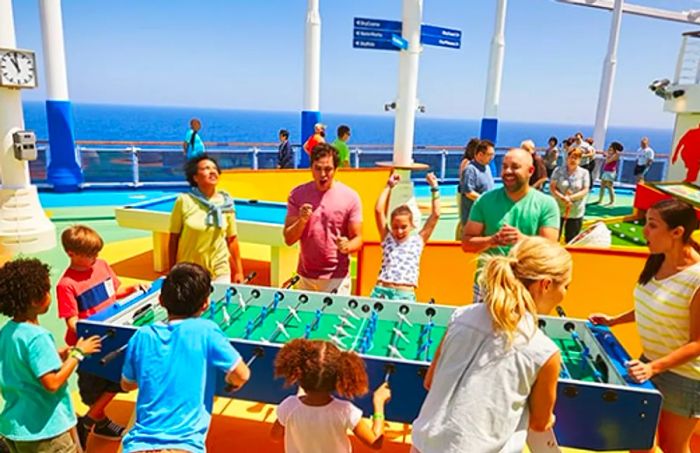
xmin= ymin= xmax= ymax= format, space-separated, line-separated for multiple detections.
xmin=22 ymin=102 xmax=674 ymax=154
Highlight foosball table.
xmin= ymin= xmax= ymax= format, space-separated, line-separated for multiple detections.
xmin=77 ymin=280 xmax=662 ymax=451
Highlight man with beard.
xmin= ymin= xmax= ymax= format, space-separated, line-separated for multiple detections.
xmin=284 ymin=143 xmax=363 ymax=295
xmin=461 ymin=148 xmax=560 ymax=302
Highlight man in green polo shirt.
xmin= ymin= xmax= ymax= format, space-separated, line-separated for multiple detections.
xmin=462 ymin=148 xmax=560 ymax=302
xmin=331 ymin=125 xmax=351 ymax=167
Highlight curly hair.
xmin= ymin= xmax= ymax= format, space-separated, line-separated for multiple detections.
xmin=274 ymin=338 xmax=369 ymax=398
xmin=0 ymin=258 xmax=51 ymax=318
xmin=184 ymin=154 xmax=221 ymax=187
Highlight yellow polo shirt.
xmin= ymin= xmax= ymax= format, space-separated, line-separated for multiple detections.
xmin=169 ymin=193 xmax=237 ymax=278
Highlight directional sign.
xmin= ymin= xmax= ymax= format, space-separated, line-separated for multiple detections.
xmin=353 ymin=17 xmax=461 ymax=51
xmin=420 ymin=34 xmax=461 ymax=49
xmin=421 ymin=24 xmax=462 ymax=40
xmin=353 ymin=39 xmax=400 ymax=51
xmin=354 ymin=17 xmax=402 ymax=32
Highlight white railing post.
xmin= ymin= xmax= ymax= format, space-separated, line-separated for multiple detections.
xmin=252 ymin=147 xmax=259 ymax=170
xmin=440 ymin=149 xmax=448 ymax=181
xmin=354 ymin=147 xmax=361 ymax=169
xmin=130 ymin=146 xmax=140 ymax=186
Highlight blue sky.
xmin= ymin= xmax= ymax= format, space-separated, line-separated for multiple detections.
xmin=10 ymin=0 xmax=700 ymax=128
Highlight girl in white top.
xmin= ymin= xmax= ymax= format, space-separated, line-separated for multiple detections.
xmin=371 ymin=172 xmax=440 ymax=301
xmin=412 ymin=236 xmax=570 ymax=453
xmin=270 ymin=339 xmax=391 ymax=452
xmin=590 ymin=199 xmax=700 ymax=453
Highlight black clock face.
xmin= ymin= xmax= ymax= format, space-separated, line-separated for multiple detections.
xmin=0 ymin=51 xmax=36 ymax=87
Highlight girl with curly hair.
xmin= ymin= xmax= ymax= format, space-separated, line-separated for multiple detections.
xmin=0 ymin=258 xmax=100 ymax=453
xmin=270 ymin=339 xmax=391 ymax=452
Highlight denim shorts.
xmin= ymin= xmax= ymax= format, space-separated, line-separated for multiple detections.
xmin=642 ymin=356 xmax=700 ymax=418
xmin=600 ymin=171 xmax=616 ymax=182
xmin=370 ymin=285 xmax=416 ymax=301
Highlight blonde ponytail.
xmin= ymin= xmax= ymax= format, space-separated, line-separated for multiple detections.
xmin=478 ymin=236 xmax=572 ymax=344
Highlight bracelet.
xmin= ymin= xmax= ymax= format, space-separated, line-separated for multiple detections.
xmin=372 ymin=413 xmax=385 ymax=421
xmin=69 ymin=347 xmax=85 ymax=362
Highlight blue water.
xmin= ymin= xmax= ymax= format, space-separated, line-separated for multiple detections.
xmin=22 ymin=102 xmax=673 ymax=153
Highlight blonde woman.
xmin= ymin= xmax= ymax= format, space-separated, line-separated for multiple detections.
xmin=412 ymin=236 xmax=570 ymax=453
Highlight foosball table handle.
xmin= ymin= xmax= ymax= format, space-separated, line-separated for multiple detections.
xmin=224 ymin=346 xmax=265 ymax=393
xmin=100 ymin=344 xmax=128 ymax=366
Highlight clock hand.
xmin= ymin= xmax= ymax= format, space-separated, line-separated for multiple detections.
xmin=10 ymin=52 xmax=20 ymax=72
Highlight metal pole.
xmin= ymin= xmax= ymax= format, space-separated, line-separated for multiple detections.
xmin=480 ymin=0 xmax=507 ymax=144
xmin=39 ymin=0 xmax=82 ymax=191
xmin=592 ymin=0 xmax=624 ymax=151
xmin=300 ymin=0 xmax=321 ymax=168
xmin=392 ymin=0 xmax=423 ymax=167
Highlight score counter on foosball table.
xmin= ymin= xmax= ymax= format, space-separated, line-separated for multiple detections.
xmin=77 ymin=281 xmax=661 ymax=451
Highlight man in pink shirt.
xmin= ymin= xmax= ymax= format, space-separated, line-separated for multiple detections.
xmin=284 ymin=143 xmax=363 ymax=294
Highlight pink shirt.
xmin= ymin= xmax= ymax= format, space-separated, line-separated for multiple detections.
xmin=287 ymin=181 xmax=362 ymax=279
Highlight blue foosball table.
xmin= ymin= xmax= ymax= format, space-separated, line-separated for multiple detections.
xmin=77 ymin=280 xmax=661 ymax=451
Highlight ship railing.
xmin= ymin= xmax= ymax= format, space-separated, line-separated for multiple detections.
xmin=29 ymin=141 xmax=667 ymax=189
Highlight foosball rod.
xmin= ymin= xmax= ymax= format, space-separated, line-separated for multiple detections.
xmin=556 ymin=307 xmax=604 ymax=383
xmin=100 ymin=343 xmax=128 ymax=365
xmin=210 ymin=271 xmax=258 ymax=319
xmin=247 ymin=275 xmax=301 ymax=336
xmin=223 ymin=346 xmax=265 ymax=393
xmin=538 ymin=319 xmax=572 ymax=379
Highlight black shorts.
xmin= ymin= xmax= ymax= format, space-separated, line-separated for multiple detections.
xmin=633 ymin=164 xmax=648 ymax=176
xmin=77 ymin=370 xmax=123 ymax=406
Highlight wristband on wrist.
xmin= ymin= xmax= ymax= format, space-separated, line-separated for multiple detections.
xmin=69 ymin=347 xmax=85 ymax=362
xmin=372 ymin=413 xmax=385 ymax=421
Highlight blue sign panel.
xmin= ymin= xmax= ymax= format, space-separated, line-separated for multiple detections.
xmin=421 ymin=24 xmax=462 ymax=40
xmin=391 ymin=34 xmax=408 ymax=50
xmin=354 ymin=29 xmax=393 ymax=40
xmin=353 ymin=39 xmax=400 ymax=51
xmin=420 ymin=34 xmax=461 ymax=49
xmin=354 ymin=17 xmax=402 ymax=32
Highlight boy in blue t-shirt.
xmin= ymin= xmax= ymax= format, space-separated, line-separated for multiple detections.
xmin=0 ymin=258 xmax=101 ymax=452
xmin=120 ymin=262 xmax=250 ymax=453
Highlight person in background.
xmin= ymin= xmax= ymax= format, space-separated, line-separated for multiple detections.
xmin=270 ymin=339 xmax=391 ymax=452
xmin=457 ymin=140 xmax=495 ymax=239
xmin=0 ymin=258 xmax=101 ymax=453
xmin=331 ymin=125 xmax=352 ymax=168
xmin=521 ymin=139 xmax=547 ymax=190
xmin=634 ymin=136 xmax=655 ymax=183
xmin=412 ymin=237 xmax=569 ymax=453
xmin=573 ymin=132 xmax=596 ymax=184
xmin=183 ymin=118 xmax=205 ymax=160
xmin=550 ymin=148 xmax=590 ymax=243
xmin=590 ymin=199 xmax=700 ymax=453
xmin=277 ymin=129 xmax=294 ymax=169
xmin=597 ymin=141 xmax=623 ymax=206
xmin=543 ymin=136 xmax=559 ymax=179
xmin=303 ymin=123 xmax=326 ymax=156
xmin=455 ymin=138 xmax=480 ymax=240
xmin=169 ymin=154 xmax=244 ymax=283
xmin=284 ymin=144 xmax=362 ymax=295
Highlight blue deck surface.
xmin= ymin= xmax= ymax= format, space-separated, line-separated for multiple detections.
xmin=130 ymin=195 xmax=288 ymax=225
xmin=39 ymin=187 xmax=183 ymax=208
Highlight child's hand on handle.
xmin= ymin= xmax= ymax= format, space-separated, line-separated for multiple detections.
xmin=75 ymin=335 xmax=102 ymax=356
xmin=373 ymin=382 xmax=392 ymax=406
xmin=387 ymin=173 xmax=401 ymax=188
xmin=588 ymin=313 xmax=615 ymax=326
xmin=299 ymin=203 xmax=313 ymax=223
xmin=426 ymin=172 xmax=438 ymax=188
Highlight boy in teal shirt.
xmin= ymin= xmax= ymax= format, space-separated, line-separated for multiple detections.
xmin=331 ymin=125 xmax=351 ymax=167
xmin=0 ymin=258 xmax=101 ymax=452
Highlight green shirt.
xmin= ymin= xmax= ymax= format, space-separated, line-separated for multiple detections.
xmin=169 ymin=192 xmax=238 ymax=278
xmin=470 ymin=187 xmax=560 ymax=270
xmin=332 ymin=139 xmax=351 ymax=166
xmin=0 ymin=321 xmax=76 ymax=441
